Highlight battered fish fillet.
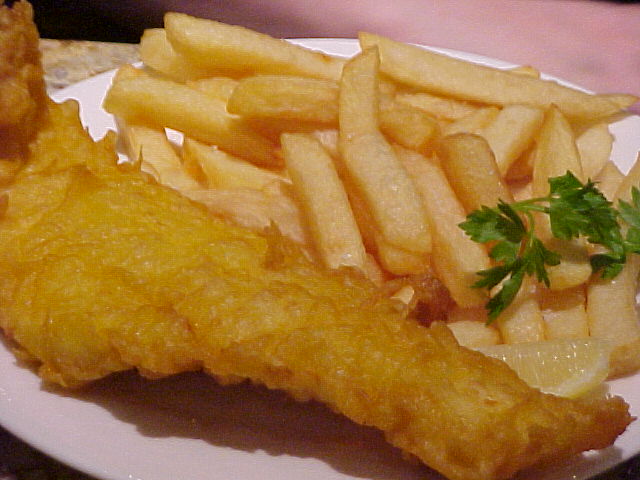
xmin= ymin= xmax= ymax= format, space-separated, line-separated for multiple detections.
xmin=0 ymin=5 xmax=633 ymax=480
xmin=0 ymin=98 xmax=631 ymax=480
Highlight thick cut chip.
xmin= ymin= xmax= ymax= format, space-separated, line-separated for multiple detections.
xmin=338 ymin=47 xmax=431 ymax=254
xmin=139 ymin=28 xmax=226 ymax=82
xmin=228 ymin=75 xmax=339 ymax=123
xmin=532 ymin=106 xmax=590 ymax=290
xmin=396 ymin=91 xmax=479 ymax=121
xmin=103 ymin=75 xmax=278 ymax=167
xmin=182 ymin=137 xmax=287 ymax=190
xmin=480 ymin=104 xmax=544 ymax=176
xmin=576 ymin=123 xmax=614 ymax=181
xmin=281 ymin=133 xmax=367 ymax=271
xmin=396 ymin=146 xmax=490 ymax=307
xmin=165 ymin=13 xmax=344 ymax=81
xmin=359 ymin=32 xmax=635 ymax=121
xmin=539 ymin=287 xmax=589 ymax=340
xmin=116 ymin=118 xmax=201 ymax=192
xmin=438 ymin=133 xmax=512 ymax=212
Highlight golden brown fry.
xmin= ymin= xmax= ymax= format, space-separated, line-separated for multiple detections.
xmin=496 ymin=284 xmax=546 ymax=344
xmin=227 ymin=75 xmax=339 ymax=123
xmin=165 ymin=13 xmax=345 ymax=81
xmin=184 ymin=187 xmax=309 ymax=246
xmin=396 ymin=146 xmax=491 ymax=307
xmin=539 ymin=287 xmax=589 ymax=340
xmin=594 ymin=161 xmax=625 ymax=201
xmin=182 ymin=137 xmax=287 ymax=190
xmin=103 ymin=75 xmax=279 ymax=167
xmin=533 ymin=106 xmax=590 ymax=290
xmin=395 ymin=91 xmax=479 ymax=121
xmin=186 ymin=76 xmax=238 ymax=102
xmin=116 ymin=117 xmax=201 ymax=192
xmin=281 ymin=133 xmax=367 ymax=271
xmin=360 ymin=31 xmax=633 ymax=121
xmin=139 ymin=28 xmax=227 ymax=82
xmin=338 ymin=47 xmax=431 ymax=254
xmin=438 ymin=133 xmax=512 ymax=212
xmin=447 ymin=320 xmax=501 ymax=348
xmin=442 ymin=106 xmax=499 ymax=136
xmin=379 ymin=96 xmax=440 ymax=153
xmin=576 ymin=123 xmax=614 ymax=181
xmin=480 ymin=104 xmax=544 ymax=177
xmin=508 ymin=65 xmax=540 ymax=78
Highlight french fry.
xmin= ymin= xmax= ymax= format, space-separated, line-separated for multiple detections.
xmin=396 ymin=146 xmax=491 ymax=307
xmin=164 ymin=13 xmax=345 ymax=81
xmin=609 ymin=338 xmax=640 ymax=379
xmin=111 ymin=63 xmax=145 ymax=83
xmin=505 ymin=144 xmax=536 ymax=182
xmin=338 ymin=47 xmax=431 ymax=254
xmin=602 ymin=93 xmax=640 ymax=111
xmin=116 ymin=117 xmax=201 ymax=192
xmin=509 ymin=179 xmax=533 ymax=203
xmin=508 ymin=65 xmax=540 ymax=78
xmin=437 ymin=133 xmax=512 ymax=212
xmin=593 ymin=161 xmax=624 ymax=201
xmin=183 ymin=188 xmax=309 ymax=246
xmin=442 ymin=107 xmax=499 ymax=136
xmin=495 ymin=282 xmax=545 ymax=344
xmin=311 ymin=129 xmax=340 ymax=159
xmin=182 ymin=137 xmax=288 ymax=190
xmin=281 ymin=133 xmax=367 ymax=271
xmin=227 ymin=75 xmax=440 ymax=153
xmin=539 ymin=286 xmax=589 ymax=340
xmin=586 ymin=256 xmax=640 ymax=350
xmin=586 ymin=165 xmax=640 ymax=376
xmin=362 ymin=254 xmax=386 ymax=286
xmin=345 ymin=174 xmax=431 ymax=276
xmin=187 ymin=77 xmax=238 ymax=102
xmin=447 ymin=320 xmax=501 ymax=348
xmin=227 ymin=75 xmax=339 ymax=124
xmin=375 ymin=237 xmax=431 ymax=276
xmin=379 ymin=96 xmax=440 ymax=154
xmin=103 ymin=75 xmax=279 ymax=167
xmin=359 ymin=31 xmax=634 ymax=121
xmin=139 ymin=28 xmax=224 ymax=82
xmin=609 ymin=153 xmax=640 ymax=198
xmin=479 ymin=104 xmax=544 ymax=176
xmin=395 ymin=91 xmax=479 ymax=122
xmin=532 ymin=105 xmax=590 ymax=290
xmin=576 ymin=123 xmax=613 ymax=181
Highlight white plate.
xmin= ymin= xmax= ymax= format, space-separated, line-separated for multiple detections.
xmin=2 ymin=39 xmax=640 ymax=480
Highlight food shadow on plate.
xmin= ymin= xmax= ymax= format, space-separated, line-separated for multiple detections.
xmin=48 ymin=370 xmax=434 ymax=480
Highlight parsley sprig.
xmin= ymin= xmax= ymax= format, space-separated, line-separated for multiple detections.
xmin=460 ymin=171 xmax=640 ymax=322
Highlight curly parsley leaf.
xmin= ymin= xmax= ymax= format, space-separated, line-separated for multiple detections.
xmin=460 ymin=171 xmax=635 ymax=323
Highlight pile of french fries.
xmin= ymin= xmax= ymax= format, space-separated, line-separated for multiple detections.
xmin=103 ymin=12 xmax=640 ymax=378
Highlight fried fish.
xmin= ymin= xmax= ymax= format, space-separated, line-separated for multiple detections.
xmin=0 ymin=3 xmax=633 ymax=480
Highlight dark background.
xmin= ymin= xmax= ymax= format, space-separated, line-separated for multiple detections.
xmin=29 ymin=0 xmax=142 ymax=42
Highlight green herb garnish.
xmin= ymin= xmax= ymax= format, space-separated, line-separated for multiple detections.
xmin=460 ymin=171 xmax=640 ymax=323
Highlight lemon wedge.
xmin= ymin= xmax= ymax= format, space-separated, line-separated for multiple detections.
xmin=475 ymin=339 xmax=611 ymax=398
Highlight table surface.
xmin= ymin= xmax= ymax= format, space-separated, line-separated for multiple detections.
xmin=1 ymin=38 xmax=640 ymax=480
